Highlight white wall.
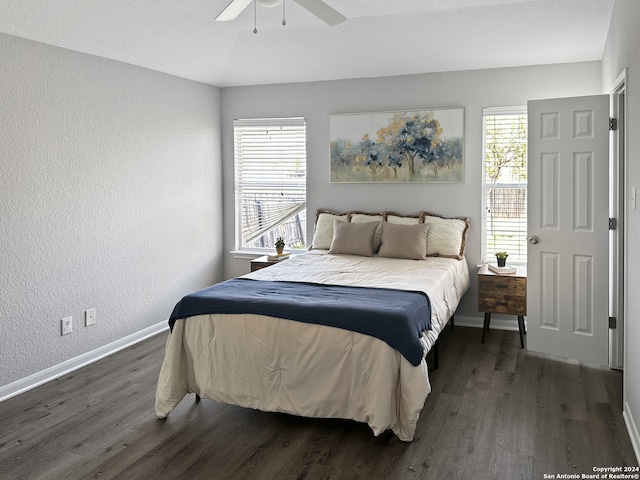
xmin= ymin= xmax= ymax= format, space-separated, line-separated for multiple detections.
xmin=0 ymin=34 xmax=224 ymax=387
xmin=221 ymin=62 xmax=602 ymax=319
xmin=602 ymin=0 xmax=640 ymax=460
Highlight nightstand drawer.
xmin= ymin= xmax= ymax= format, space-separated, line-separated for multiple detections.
xmin=250 ymin=262 xmax=275 ymax=272
xmin=478 ymin=274 xmax=526 ymax=315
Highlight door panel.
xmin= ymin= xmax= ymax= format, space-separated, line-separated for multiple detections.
xmin=540 ymin=252 xmax=559 ymax=329
xmin=527 ymin=95 xmax=609 ymax=365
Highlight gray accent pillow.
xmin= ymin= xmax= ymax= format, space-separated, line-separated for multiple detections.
xmin=328 ymin=220 xmax=378 ymax=256
xmin=378 ymin=222 xmax=430 ymax=260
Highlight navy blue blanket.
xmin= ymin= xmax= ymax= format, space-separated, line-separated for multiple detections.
xmin=169 ymin=279 xmax=431 ymax=366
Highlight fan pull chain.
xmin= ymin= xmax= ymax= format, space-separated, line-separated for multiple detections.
xmin=282 ymin=0 xmax=286 ymax=26
xmin=253 ymin=0 xmax=258 ymax=33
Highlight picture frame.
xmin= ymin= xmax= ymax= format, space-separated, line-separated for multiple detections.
xmin=330 ymin=107 xmax=464 ymax=183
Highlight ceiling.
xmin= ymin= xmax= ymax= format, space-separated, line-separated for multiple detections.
xmin=0 ymin=0 xmax=614 ymax=88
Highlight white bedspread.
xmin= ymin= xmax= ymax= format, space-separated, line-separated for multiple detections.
xmin=155 ymin=252 xmax=470 ymax=441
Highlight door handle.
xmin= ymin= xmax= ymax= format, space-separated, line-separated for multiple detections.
xmin=528 ymin=235 xmax=540 ymax=244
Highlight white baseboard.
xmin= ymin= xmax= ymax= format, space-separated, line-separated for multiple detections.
xmin=0 ymin=321 xmax=168 ymax=403
xmin=453 ymin=314 xmax=524 ymax=332
xmin=624 ymin=400 xmax=640 ymax=464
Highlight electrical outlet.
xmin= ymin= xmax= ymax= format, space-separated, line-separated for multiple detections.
xmin=61 ymin=316 xmax=73 ymax=335
xmin=85 ymin=308 xmax=96 ymax=326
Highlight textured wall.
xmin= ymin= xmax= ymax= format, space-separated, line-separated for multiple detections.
xmin=602 ymin=0 xmax=640 ymax=456
xmin=0 ymin=34 xmax=223 ymax=387
xmin=221 ymin=62 xmax=603 ymax=319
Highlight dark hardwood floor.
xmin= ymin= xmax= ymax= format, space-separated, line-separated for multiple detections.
xmin=0 ymin=326 xmax=636 ymax=480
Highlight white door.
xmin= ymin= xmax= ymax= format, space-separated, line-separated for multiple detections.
xmin=527 ymin=95 xmax=610 ymax=365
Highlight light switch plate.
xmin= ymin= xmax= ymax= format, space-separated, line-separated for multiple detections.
xmin=85 ymin=308 xmax=96 ymax=326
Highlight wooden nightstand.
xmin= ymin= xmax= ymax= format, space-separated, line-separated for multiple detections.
xmin=478 ymin=265 xmax=527 ymax=348
xmin=250 ymin=255 xmax=282 ymax=272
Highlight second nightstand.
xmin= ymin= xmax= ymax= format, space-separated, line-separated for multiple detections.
xmin=478 ymin=265 xmax=527 ymax=348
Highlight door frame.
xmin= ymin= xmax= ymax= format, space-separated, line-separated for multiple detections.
xmin=609 ymin=68 xmax=628 ymax=370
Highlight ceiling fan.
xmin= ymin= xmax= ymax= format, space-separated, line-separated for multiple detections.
xmin=215 ymin=0 xmax=346 ymax=27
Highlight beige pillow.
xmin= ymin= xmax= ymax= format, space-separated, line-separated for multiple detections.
xmin=350 ymin=213 xmax=384 ymax=252
xmin=328 ymin=220 xmax=378 ymax=256
xmin=378 ymin=222 xmax=429 ymax=260
xmin=386 ymin=214 xmax=421 ymax=225
xmin=311 ymin=211 xmax=348 ymax=249
xmin=422 ymin=213 xmax=470 ymax=259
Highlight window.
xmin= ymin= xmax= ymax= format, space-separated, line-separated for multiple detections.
xmin=482 ymin=107 xmax=528 ymax=265
xmin=234 ymin=117 xmax=307 ymax=251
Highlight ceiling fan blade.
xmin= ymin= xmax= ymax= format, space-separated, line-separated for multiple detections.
xmin=215 ymin=0 xmax=254 ymax=21
xmin=293 ymin=0 xmax=346 ymax=26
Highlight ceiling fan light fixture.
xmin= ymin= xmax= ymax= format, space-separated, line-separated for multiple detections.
xmin=216 ymin=0 xmax=345 ymax=27
xmin=257 ymin=0 xmax=283 ymax=7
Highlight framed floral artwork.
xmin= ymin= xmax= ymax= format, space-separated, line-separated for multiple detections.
xmin=330 ymin=107 xmax=464 ymax=183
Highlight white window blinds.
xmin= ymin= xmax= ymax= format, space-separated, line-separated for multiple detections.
xmin=234 ymin=117 xmax=307 ymax=250
xmin=482 ymin=107 xmax=528 ymax=265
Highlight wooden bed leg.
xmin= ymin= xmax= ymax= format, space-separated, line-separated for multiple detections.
xmin=450 ymin=315 xmax=455 ymax=331
xmin=195 ymin=393 xmax=201 ymax=403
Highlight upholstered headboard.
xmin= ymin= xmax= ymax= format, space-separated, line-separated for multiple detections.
xmin=311 ymin=209 xmax=470 ymax=260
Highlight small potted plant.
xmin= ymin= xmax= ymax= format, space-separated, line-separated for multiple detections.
xmin=275 ymin=236 xmax=285 ymax=255
xmin=495 ymin=251 xmax=508 ymax=267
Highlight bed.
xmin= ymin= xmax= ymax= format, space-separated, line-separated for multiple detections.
xmin=155 ymin=210 xmax=470 ymax=441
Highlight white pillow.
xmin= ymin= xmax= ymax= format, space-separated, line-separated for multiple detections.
xmin=350 ymin=213 xmax=383 ymax=252
xmin=423 ymin=214 xmax=470 ymax=259
xmin=386 ymin=214 xmax=421 ymax=225
xmin=311 ymin=212 xmax=348 ymax=249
